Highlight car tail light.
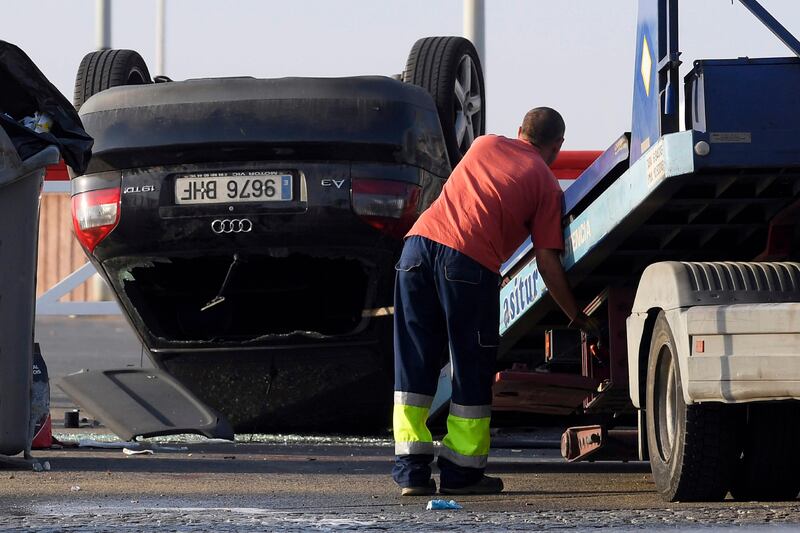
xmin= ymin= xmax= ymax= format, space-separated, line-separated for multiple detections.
xmin=71 ymin=187 xmax=121 ymax=253
xmin=351 ymin=179 xmax=421 ymax=239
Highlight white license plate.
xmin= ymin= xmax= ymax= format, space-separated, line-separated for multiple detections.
xmin=174 ymin=173 xmax=293 ymax=205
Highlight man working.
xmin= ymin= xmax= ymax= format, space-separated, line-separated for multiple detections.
xmin=392 ymin=107 xmax=594 ymax=496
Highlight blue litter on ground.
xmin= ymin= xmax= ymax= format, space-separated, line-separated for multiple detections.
xmin=426 ymin=499 xmax=462 ymax=510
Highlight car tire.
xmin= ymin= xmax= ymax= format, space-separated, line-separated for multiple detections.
xmin=403 ymin=36 xmax=485 ymax=167
xmin=73 ymin=49 xmax=151 ymax=110
xmin=731 ymin=402 xmax=800 ymax=501
xmin=645 ymin=311 xmax=742 ymax=502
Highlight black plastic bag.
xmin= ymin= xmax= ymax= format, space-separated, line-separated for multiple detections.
xmin=0 ymin=41 xmax=92 ymax=175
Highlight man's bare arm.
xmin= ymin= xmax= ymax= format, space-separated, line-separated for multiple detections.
xmin=536 ymin=248 xmax=600 ymax=334
xmin=535 ymin=248 xmax=579 ymax=320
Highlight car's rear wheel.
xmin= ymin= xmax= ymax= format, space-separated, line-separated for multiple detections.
xmin=645 ymin=312 xmax=742 ymax=501
xmin=403 ymin=36 xmax=485 ymax=167
xmin=731 ymin=402 xmax=800 ymax=501
xmin=74 ymin=49 xmax=151 ymax=110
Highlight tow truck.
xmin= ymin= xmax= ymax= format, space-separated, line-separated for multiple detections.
xmin=489 ymin=0 xmax=800 ymax=502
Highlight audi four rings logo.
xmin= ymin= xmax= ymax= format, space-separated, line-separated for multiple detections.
xmin=211 ymin=218 xmax=253 ymax=234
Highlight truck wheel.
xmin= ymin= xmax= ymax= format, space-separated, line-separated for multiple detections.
xmin=645 ymin=311 xmax=742 ymax=501
xmin=74 ymin=49 xmax=151 ymax=110
xmin=731 ymin=402 xmax=800 ymax=501
xmin=403 ymin=36 xmax=485 ymax=167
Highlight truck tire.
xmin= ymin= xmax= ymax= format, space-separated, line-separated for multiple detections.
xmin=645 ymin=312 xmax=742 ymax=501
xmin=74 ymin=49 xmax=151 ymax=110
xmin=403 ymin=36 xmax=485 ymax=167
xmin=731 ymin=402 xmax=800 ymax=501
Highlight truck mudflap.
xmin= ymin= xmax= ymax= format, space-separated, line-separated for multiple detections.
xmin=57 ymin=368 xmax=234 ymax=441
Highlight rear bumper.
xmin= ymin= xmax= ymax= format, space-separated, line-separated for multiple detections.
xmin=685 ymin=303 xmax=800 ymax=403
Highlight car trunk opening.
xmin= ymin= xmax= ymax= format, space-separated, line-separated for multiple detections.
xmin=119 ymin=253 xmax=370 ymax=342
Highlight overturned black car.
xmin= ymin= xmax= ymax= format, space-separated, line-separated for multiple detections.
xmin=69 ymin=38 xmax=485 ymax=433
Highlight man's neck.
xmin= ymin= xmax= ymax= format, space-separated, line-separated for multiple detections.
xmin=520 ymin=136 xmax=547 ymax=159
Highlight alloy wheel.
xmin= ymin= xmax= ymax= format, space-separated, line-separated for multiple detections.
xmin=453 ymin=54 xmax=482 ymax=154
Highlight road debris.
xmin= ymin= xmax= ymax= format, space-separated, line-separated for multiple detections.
xmin=426 ymin=499 xmax=462 ymax=510
xmin=123 ymin=448 xmax=154 ymax=456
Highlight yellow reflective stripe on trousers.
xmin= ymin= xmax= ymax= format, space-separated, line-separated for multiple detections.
xmin=393 ymin=404 xmax=433 ymax=455
xmin=440 ymin=413 xmax=490 ymax=467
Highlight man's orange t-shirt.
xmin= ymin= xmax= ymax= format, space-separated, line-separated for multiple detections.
xmin=408 ymin=134 xmax=564 ymax=273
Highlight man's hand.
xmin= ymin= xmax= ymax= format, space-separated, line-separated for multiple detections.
xmin=535 ymin=248 xmax=602 ymax=338
xmin=568 ymin=311 xmax=601 ymax=337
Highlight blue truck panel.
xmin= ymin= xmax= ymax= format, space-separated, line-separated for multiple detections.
xmin=687 ymin=57 xmax=800 ymax=169
xmin=630 ymin=0 xmax=663 ymax=165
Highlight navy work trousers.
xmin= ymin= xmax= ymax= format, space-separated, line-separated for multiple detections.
xmin=392 ymin=236 xmax=500 ymax=489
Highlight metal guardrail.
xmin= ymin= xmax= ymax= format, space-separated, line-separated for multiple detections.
xmin=35 ymin=262 xmax=120 ymax=316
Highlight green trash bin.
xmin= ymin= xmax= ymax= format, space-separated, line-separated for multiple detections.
xmin=0 ymin=125 xmax=59 ymax=456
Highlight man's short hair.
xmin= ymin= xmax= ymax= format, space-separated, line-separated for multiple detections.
xmin=521 ymin=107 xmax=565 ymax=146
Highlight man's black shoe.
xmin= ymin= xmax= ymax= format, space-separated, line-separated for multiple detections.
xmin=440 ymin=475 xmax=504 ymax=495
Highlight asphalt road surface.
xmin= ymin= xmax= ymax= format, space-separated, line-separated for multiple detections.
xmin=3 ymin=442 xmax=800 ymax=531
xmin=0 ymin=316 xmax=797 ymax=531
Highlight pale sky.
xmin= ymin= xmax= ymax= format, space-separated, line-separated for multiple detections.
xmin=6 ymin=0 xmax=800 ymax=149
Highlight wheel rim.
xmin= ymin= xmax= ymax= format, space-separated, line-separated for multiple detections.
xmin=655 ymin=344 xmax=678 ymax=462
xmin=453 ymin=53 xmax=482 ymax=155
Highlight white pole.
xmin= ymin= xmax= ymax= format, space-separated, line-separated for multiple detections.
xmin=93 ymin=0 xmax=111 ymax=303
xmin=155 ymin=0 xmax=166 ymax=76
xmin=95 ymin=0 xmax=111 ymax=50
xmin=463 ymin=0 xmax=485 ymax=66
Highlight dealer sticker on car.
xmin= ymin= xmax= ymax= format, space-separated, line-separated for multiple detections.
xmin=175 ymin=171 xmax=293 ymax=205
